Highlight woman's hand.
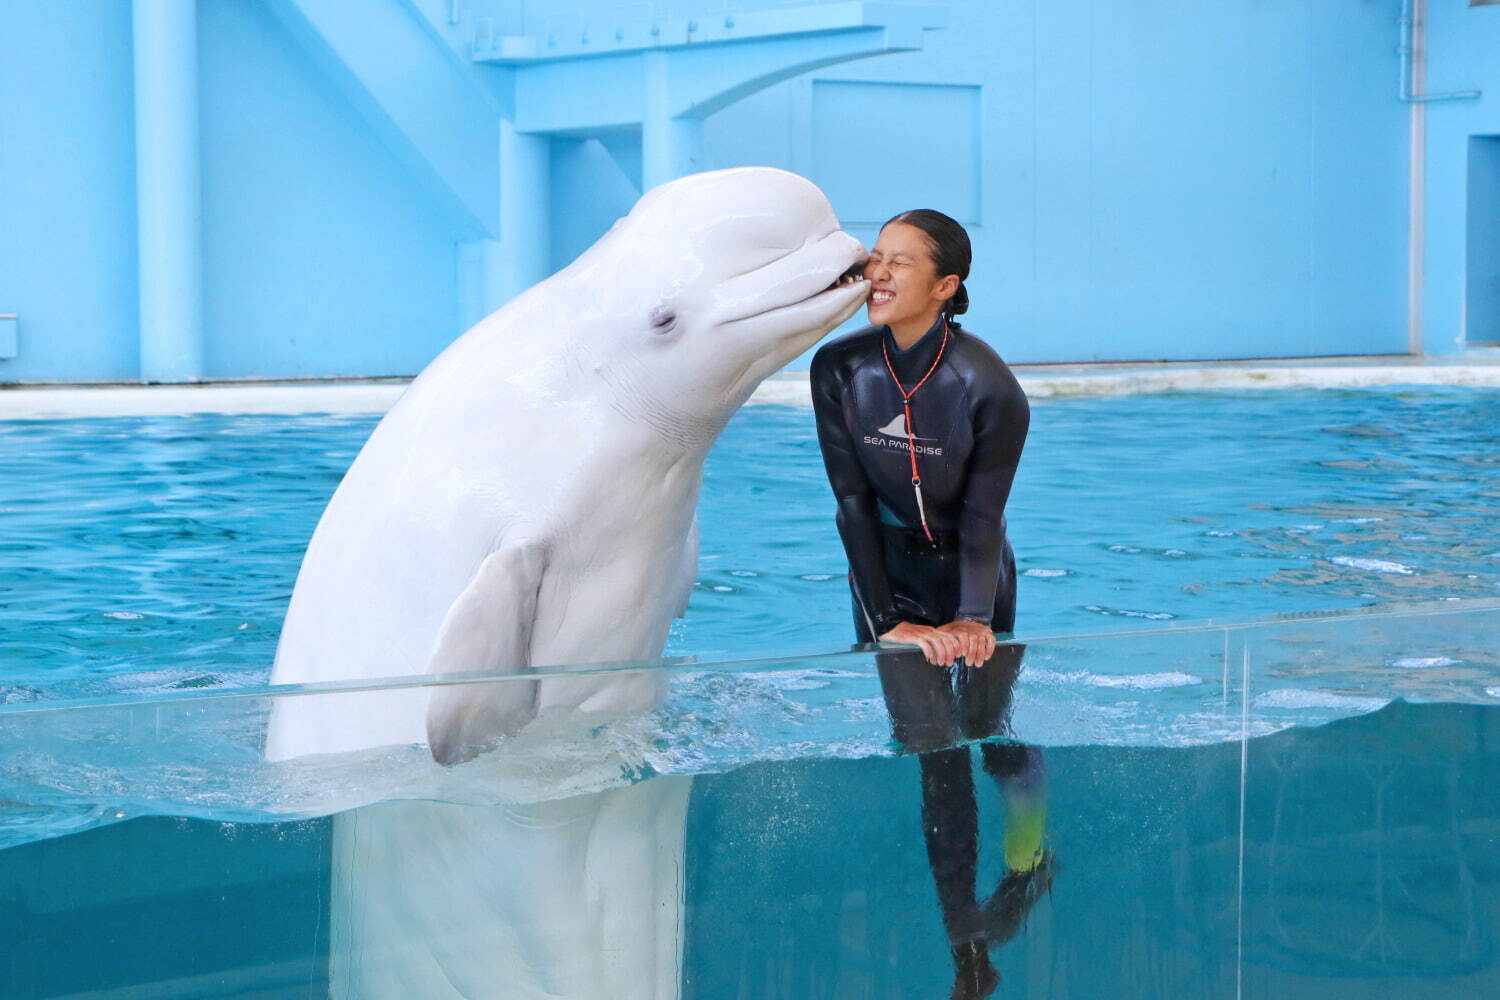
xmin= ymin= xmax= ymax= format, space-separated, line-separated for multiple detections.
xmin=876 ymin=621 xmax=964 ymax=666
xmin=937 ymin=619 xmax=997 ymax=667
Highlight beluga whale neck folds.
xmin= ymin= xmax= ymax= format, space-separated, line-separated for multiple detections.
xmin=266 ymin=167 xmax=870 ymax=764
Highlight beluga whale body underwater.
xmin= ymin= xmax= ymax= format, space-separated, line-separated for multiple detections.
xmin=266 ymin=166 xmax=868 ymax=763
xmin=264 ymin=168 xmax=869 ymax=1000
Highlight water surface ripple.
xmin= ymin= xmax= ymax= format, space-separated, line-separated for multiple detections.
xmin=4 ymin=388 xmax=1500 ymax=699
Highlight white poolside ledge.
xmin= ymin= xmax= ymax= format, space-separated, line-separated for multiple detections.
xmin=5 ymin=356 xmax=1500 ymax=418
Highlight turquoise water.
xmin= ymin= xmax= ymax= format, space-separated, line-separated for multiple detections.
xmin=5 ymin=701 xmax=1497 ymax=998
xmin=684 ymin=701 xmax=1500 ymax=998
xmin=6 ymin=387 xmax=1500 ymax=700
xmin=5 ymin=387 xmax=1500 ymax=998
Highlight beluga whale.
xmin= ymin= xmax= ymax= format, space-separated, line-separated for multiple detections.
xmin=266 ymin=165 xmax=869 ymax=762
xmin=259 ymin=167 xmax=870 ymax=995
xmin=264 ymin=168 xmax=869 ymax=999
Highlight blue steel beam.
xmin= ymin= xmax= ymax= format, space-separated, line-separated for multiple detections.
xmin=493 ymin=2 xmax=946 ymax=135
xmin=265 ymin=0 xmax=507 ymax=238
xmin=475 ymin=1 xmax=943 ymax=67
xmin=479 ymin=0 xmax=945 ymax=302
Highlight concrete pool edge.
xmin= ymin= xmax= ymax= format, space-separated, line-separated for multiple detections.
xmin=760 ymin=355 xmax=1500 ymax=404
xmin=6 ymin=356 xmax=1500 ymax=417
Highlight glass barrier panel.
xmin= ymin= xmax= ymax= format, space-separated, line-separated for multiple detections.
xmin=2 ymin=600 xmax=1498 ymax=997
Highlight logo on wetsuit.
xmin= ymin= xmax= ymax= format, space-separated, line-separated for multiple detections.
xmin=863 ymin=413 xmax=944 ymax=455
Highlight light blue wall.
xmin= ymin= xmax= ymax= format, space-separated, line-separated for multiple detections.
xmin=0 ymin=0 xmax=465 ymax=383
xmin=0 ymin=1 xmax=140 ymax=381
xmin=197 ymin=0 xmax=459 ymax=379
xmin=0 ymin=0 xmax=1467 ymax=380
xmin=704 ymin=0 xmax=1411 ymax=365
xmin=548 ymin=136 xmax=640 ymax=273
xmin=1423 ymin=0 xmax=1500 ymax=353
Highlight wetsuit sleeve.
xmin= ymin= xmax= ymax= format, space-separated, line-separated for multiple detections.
xmin=955 ymin=371 xmax=1030 ymax=626
xmin=810 ymin=350 xmax=901 ymax=635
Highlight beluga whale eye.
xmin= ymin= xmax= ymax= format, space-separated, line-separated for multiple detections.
xmin=649 ymin=305 xmax=677 ymax=333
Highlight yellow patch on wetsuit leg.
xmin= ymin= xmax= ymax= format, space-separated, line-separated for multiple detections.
xmin=1003 ymin=798 xmax=1047 ymax=873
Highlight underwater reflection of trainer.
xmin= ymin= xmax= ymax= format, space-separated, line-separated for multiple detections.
xmin=810 ymin=210 xmax=1053 ymax=1000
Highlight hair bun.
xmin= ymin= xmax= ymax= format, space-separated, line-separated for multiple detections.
xmin=949 ymin=281 xmax=970 ymax=317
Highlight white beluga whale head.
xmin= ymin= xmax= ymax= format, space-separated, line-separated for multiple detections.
xmin=542 ymin=167 xmax=870 ymax=445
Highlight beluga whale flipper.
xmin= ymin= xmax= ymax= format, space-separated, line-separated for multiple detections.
xmin=266 ymin=166 xmax=868 ymax=763
xmin=263 ymin=169 xmax=869 ymax=999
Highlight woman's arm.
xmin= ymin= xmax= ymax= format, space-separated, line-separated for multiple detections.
xmin=954 ymin=362 xmax=1030 ymax=626
xmin=810 ymin=348 xmax=902 ymax=634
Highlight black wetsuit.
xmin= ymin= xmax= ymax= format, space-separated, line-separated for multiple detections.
xmin=812 ymin=316 xmax=1033 ymax=946
xmin=816 ymin=316 xmax=1026 ymax=620
xmin=811 ymin=317 xmax=1028 ymax=636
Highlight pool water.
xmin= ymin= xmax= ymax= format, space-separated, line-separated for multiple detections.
xmin=5 ymin=386 xmax=1500 ymax=998
xmin=5 ymin=386 xmax=1500 ymax=700
xmin=4 ymin=700 xmax=1497 ymax=998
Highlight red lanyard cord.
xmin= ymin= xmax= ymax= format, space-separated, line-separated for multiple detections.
xmin=880 ymin=320 xmax=950 ymax=543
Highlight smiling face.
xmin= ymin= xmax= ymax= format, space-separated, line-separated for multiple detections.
xmin=864 ymin=222 xmax=960 ymax=332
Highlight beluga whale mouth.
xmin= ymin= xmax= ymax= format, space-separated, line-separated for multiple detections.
xmin=827 ymin=260 xmax=869 ymax=292
xmin=715 ymin=228 xmax=870 ymax=332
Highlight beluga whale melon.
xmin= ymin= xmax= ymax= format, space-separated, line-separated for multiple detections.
xmin=266 ymin=166 xmax=870 ymax=764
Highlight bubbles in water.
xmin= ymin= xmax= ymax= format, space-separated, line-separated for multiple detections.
xmin=1082 ymin=605 xmax=1176 ymax=621
xmin=1023 ymin=568 xmax=1068 ymax=578
xmin=0 ymin=686 xmax=42 ymax=705
xmin=1328 ymin=556 xmax=1416 ymax=576
xmin=835 ymin=697 xmax=886 ymax=722
xmin=756 ymin=671 xmax=833 ymax=692
xmin=1254 ymin=689 xmax=1389 ymax=712
xmin=103 ymin=611 xmax=146 ymax=621
xmin=1086 ymin=672 xmax=1202 ymax=690
xmin=1389 ymin=656 xmax=1460 ymax=669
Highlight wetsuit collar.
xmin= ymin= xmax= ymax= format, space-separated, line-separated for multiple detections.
xmin=882 ymin=316 xmax=949 ymax=383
